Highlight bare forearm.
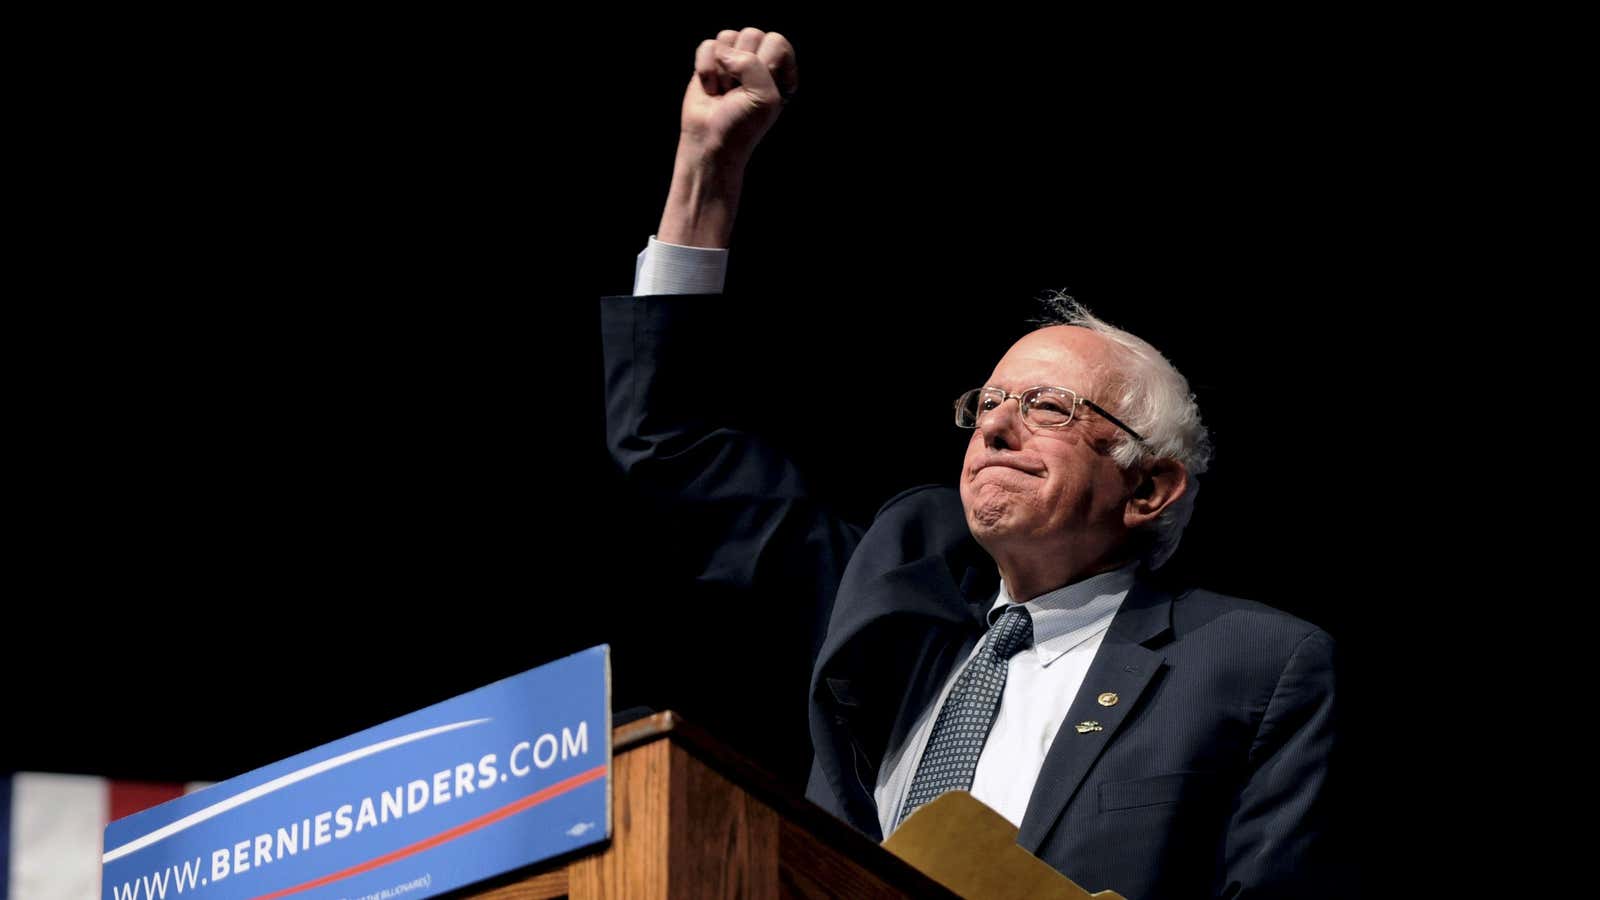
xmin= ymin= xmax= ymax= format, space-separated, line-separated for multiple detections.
xmin=656 ymin=144 xmax=747 ymax=249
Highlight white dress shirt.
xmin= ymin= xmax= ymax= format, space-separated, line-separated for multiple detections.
xmin=872 ymin=565 xmax=1133 ymax=836
xmin=629 ymin=237 xmax=1132 ymax=838
xmin=634 ymin=235 xmax=729 ymax=295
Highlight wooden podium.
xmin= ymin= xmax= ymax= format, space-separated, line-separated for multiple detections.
xmin=461 ymin=710 xmax=960 ymax=899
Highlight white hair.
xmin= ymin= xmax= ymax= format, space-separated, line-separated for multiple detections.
xmin=1033 ymin=290 xmax=1214 ymax=570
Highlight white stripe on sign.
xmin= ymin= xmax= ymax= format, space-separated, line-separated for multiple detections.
xmin=12 ymin=773 xmax=106 ymax=900
xmin=102 ymin=717 xmax=491 ymax=863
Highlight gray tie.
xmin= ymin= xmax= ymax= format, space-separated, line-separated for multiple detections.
xmin=895 ymin=605 xmax=1034 ymax=830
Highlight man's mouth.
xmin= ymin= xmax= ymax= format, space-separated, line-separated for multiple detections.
xmin=973 ymin=456 xmax=1046 ymax=478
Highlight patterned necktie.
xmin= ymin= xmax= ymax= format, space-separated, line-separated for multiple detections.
xmin=894 ymin=605 xmax=1034 ymax=830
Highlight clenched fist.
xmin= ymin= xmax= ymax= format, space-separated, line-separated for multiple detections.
xmin=656 ymin=27 xmax=797 ymax=249
xmin=679 ymin=27 xmax=799 ymax=162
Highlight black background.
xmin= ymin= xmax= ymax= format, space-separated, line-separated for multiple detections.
xmin=10 ymin=16 xmax=1411 ymax=870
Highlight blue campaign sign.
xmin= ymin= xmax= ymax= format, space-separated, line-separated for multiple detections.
xmin=102 ymin=646 xmax=610 ymax=900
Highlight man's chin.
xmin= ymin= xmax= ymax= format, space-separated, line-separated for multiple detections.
xmin=964 ymin=493 xmax=1021 ymax=536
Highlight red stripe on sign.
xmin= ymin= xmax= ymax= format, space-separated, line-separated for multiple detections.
xmin=251 ymin=763 xmax=607 ymax=900
xmin=109 ymin=780 xmax=186 ymax=823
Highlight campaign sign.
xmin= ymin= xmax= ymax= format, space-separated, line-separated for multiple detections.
xmin=102 ymin=646 xmax=610 ymax=900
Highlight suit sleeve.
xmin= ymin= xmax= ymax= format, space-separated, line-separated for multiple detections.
xmin=1218 ymin=629 xmax=1348 ymax=900
xmin=600 ymin=293 xmax=867 ymax=659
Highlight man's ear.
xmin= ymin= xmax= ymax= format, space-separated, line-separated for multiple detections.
xmin=1124 ymin=458 xmax=1188 ymax=529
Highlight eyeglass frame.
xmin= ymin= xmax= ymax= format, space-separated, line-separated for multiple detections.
xmin=954 ymin=385 xmax=1147 ymax=444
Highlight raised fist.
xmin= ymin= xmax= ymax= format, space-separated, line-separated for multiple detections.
xmin=680 ymin=27 xmax=799 ymax=162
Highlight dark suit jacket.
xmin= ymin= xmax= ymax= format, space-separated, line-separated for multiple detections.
xmin=602 ymin=295 xmax=1344 ymax=900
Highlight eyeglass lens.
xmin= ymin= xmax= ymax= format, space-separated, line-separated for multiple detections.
xmin=956 ymin=388 xmax=1076 ymax=428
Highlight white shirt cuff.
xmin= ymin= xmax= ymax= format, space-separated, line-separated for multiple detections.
xmin=633 ymin=235 xmax=729 ymax=295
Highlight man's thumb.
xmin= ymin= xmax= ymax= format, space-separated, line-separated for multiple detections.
xmin=714 ymin=47 xmax=773 ymax=92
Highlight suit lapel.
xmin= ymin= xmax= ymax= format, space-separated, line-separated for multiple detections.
xmin=1015 ymin=578 xmax=1174 ymax=854
xmin=877 ymin=556 xmax=996 ymax=756
xmin=811 ymin=549 xmax=994 ymax=837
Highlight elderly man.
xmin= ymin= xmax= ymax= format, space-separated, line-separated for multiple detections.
xmin=602 ymin=28 xmax=1342 ymax=900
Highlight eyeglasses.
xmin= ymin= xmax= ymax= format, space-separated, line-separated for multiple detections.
xmin=954 ymin=386 xmax=1146 ymax=443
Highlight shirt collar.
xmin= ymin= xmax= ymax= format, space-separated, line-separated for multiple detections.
xmin=987 ymin=562 xmax=1138 ymax=667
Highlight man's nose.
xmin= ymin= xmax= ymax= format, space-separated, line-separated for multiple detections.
xmin=978 ymin=396 xmax=1025 ymax=449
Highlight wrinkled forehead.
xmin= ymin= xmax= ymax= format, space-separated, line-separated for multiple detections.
xmin=985 ymin=326 xmax=1121 ymax=395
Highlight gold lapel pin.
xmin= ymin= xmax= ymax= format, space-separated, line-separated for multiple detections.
xmin=1098 ymin=691 xmax=1119 ymax=707
xmin=1075 ymin=721 xmax=1104 ymax=733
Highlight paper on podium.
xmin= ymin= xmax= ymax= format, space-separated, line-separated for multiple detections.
xmin=881 ymin=791 xmax=1125 ymax=899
